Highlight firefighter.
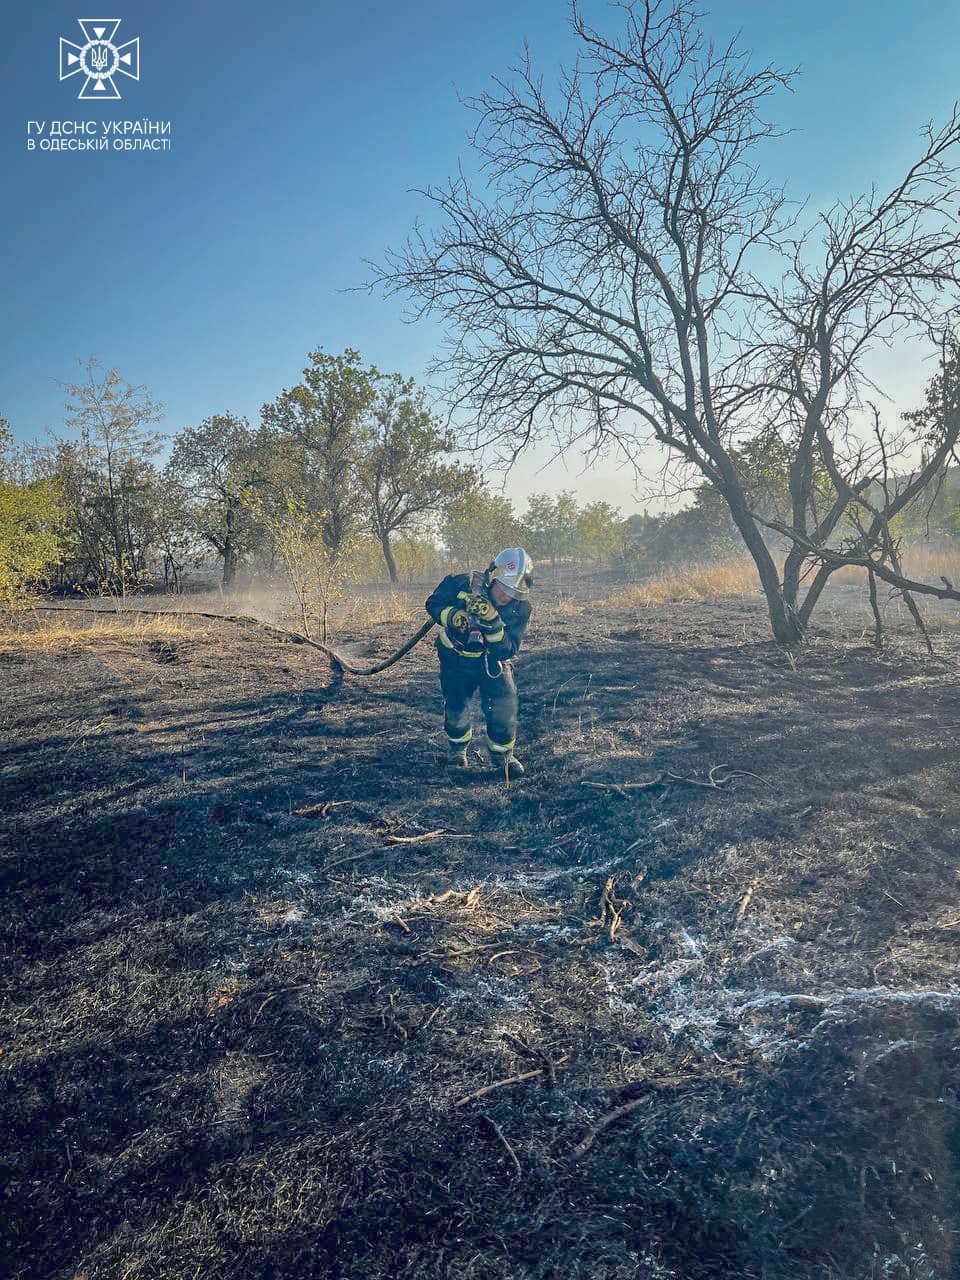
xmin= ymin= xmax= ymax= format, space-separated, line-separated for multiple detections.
xmin=424 ymin=548 xmax=534 ymax=778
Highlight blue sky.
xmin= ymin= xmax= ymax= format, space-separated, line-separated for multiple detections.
xmin=2 ymin=1 xmax=958 ymax=512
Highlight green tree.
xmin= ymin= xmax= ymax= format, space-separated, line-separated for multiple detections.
xmin=169 ymin=414 xmax=267 ymax=587
xmin=441 ymin=488 xmax=520 ymax=567
xmin=521 ymin=492 xmax=581 ymax=567
xmin=260 ymin=349 xmax=371 ymax=553
xmin=577 ymin=500 xmax=623 ymax=563
xmin=150 ymin=471 xmax=201 ymax=593
xmin=354 ymin=375 xmax=479 ymax=581
xmin=0 ymin=421 xmax=64 ymax=610
xmin=252 ymin=497 xmax=360 ymax=643
xmin=894 ymin=347 xmax=960 ymax=544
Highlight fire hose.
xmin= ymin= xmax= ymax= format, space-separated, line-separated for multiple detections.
xmin=33 ymin=573 xmax=504 ymax=679
xmin=33 ymin=605 xmax=438 ymax=676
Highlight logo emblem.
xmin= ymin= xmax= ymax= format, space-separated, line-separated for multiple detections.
xmin=60 ymin=19 xmax=140 ymax=99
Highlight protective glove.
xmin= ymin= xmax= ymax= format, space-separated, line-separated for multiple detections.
xmin=465 ymin=594 xmax=501 ymax=632
xmin=445 ymin=608 xmax=471 ymax=639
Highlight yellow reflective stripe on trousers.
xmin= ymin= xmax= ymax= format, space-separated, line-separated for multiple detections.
xmin=447 ymin=727 xmax=473 ymax=744
xmin=488 ymin=737 xmax=516 ymax=754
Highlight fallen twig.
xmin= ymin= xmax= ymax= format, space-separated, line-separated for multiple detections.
xmin=295 ymin=800 xmax=353 ymax=818
xmin=417 ymin=1005 xmax=442 ymax=1036
xmin=589 ymin=876 xmax=630 ymax=942
xmin=425 ymin=885 xmax=483 ymax=909
xmin=319 ymin=849 xmax=379 ymax=875
xmin=734 ymin=877 xmax=760 ymax=926
xmin=426 ymin=943 xmax=541 ymax=965
xmin=666 ymin=763 xmax=767 ymax=790
xmin=480 ymin=1112 xmax=522 ymax=1178
xmin=581 ymin=778 xmax=664 ymax=794
xmin=252 ymin=993 xmax=278 ymax=1025
xmin=454 ymin=1056 xmax=569 ymax=1107
xmin=572 ymin=1094 xmax=653 ymax=1159
xmin=383 ymin=830 xmax=469 ymax=845
xmin=621 ymin=833 xmax=650 ymax=856
xmin=583 ymin=764 xmax=766 ymax=796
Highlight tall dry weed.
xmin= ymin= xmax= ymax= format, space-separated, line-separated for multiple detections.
xmin=0 ymin=612 xmax=206 ymax=653
xmin=617 ymin=559 xmax=761 ymax=607
xmin=617 ymin=544 xmax=960 ymax=609
xmin=828 ymin=545 xmax=960 ymax=586
xmin=340 ymin=592 xmax=419 ymax=628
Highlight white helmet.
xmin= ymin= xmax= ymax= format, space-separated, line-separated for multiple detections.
xmin=489 ymin=547 xmax=533 ymax=599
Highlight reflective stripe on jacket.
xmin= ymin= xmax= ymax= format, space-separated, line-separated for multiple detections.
xmin=425 ymin=573 xmax=531 ymax=660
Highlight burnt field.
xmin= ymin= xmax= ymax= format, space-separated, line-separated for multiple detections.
xmin=2 ymin=580 xmax=960 ymax=1280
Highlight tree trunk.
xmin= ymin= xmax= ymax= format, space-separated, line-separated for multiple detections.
xmin=781 ymin=544 xmax=807 ymax=611
xmin=724 ymin=490 xmax=803 ymax=646
xmin=759 ymin=572 xmax=803 ymax=647
xmin=222 ymin=541 xmax=237 ymax=587
xmin=797 ymin=562 xmax=836 ymax=627
xmin=380 ymin=531 xmax=399 ymax=583
xmin=222 ymin=503 xmax=237 ymax=587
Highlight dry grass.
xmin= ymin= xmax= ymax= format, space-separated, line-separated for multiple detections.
xmin=0 ymin=612 xmax=208 ymax=653
xmin=618 ymin=559 xmax=761 ymax=607
xmin=829 ymin=544 xmax=960 ymax=586
xmin=549 ymin=599 xmax=586 ymax=618
xmin=618 ymin=544 xmax=960 ymax=609
xmin=339 ymin=591 xmax=419 ymax=628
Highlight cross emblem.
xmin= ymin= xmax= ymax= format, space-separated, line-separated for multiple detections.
xmin=59 ymin=19 xmax=140 ymax=99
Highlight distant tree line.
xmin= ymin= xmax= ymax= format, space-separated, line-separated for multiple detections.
xmin=4 ymin=343 xmax=958 ymax=611
xmin=2 ymin=351 xmax=480 ymax=594
xmin=1 ymin=351 xmax=636 ymax=605
xmin=625 ymin=418 xmax=960 ymax=573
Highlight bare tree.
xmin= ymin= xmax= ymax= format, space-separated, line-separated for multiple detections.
xmin=374 ymin=0 xmax=960 ymax=644
xmin=757 ymin=349 xmax=960 ymax=649
xmin=58 ymin=358 xmax=163 ymax=588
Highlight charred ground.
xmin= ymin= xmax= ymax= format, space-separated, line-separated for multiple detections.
xmin=2 ymin=579 xmax=960 ymax=1280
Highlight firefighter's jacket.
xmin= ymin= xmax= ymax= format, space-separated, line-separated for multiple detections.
xmin=425 ymin=574 xmax=532 ymax=662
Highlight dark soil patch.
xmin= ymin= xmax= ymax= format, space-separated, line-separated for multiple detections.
xmin=2 ymin=586 xmax=960 ymax=1279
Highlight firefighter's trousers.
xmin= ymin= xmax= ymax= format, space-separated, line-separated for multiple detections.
xmin=438 ymin=646 xmax=518 ymax=757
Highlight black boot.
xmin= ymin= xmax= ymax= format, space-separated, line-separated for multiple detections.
xmin=491 ymin=750 xmax=525 ymax=779
xmin=448 ymin=742 xmax=470 ymax=770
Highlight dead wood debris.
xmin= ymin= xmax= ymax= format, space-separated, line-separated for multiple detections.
xmin=479 ymin=1113 xmax=523 ymax=1178
xmin=355 ymin=989 xmax=411 ymax=1042
xmin=581 ymin=763 xmax=765 ymax=798
xmin=424 ymin=885 xmax=484 ymax=910
xmin=588 ymin=877 xmax=630 ymax=942
xmin=571 ymin=1095 xmax=653 ymax=1159
xmin=319 ymin=849 xmax=380 ymax=875
xmin=571 ymin=1074 xmax=703 ymax=1158
xmin=734 ymin=876 xmax=760 ymax=927
xmin=383 ymin=830 xmax=470 ymax=846
xmin=454 ymin=1056 xmax=570 ymax=1107
xmin=294 ymin=800 xmax=353 ymax=818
